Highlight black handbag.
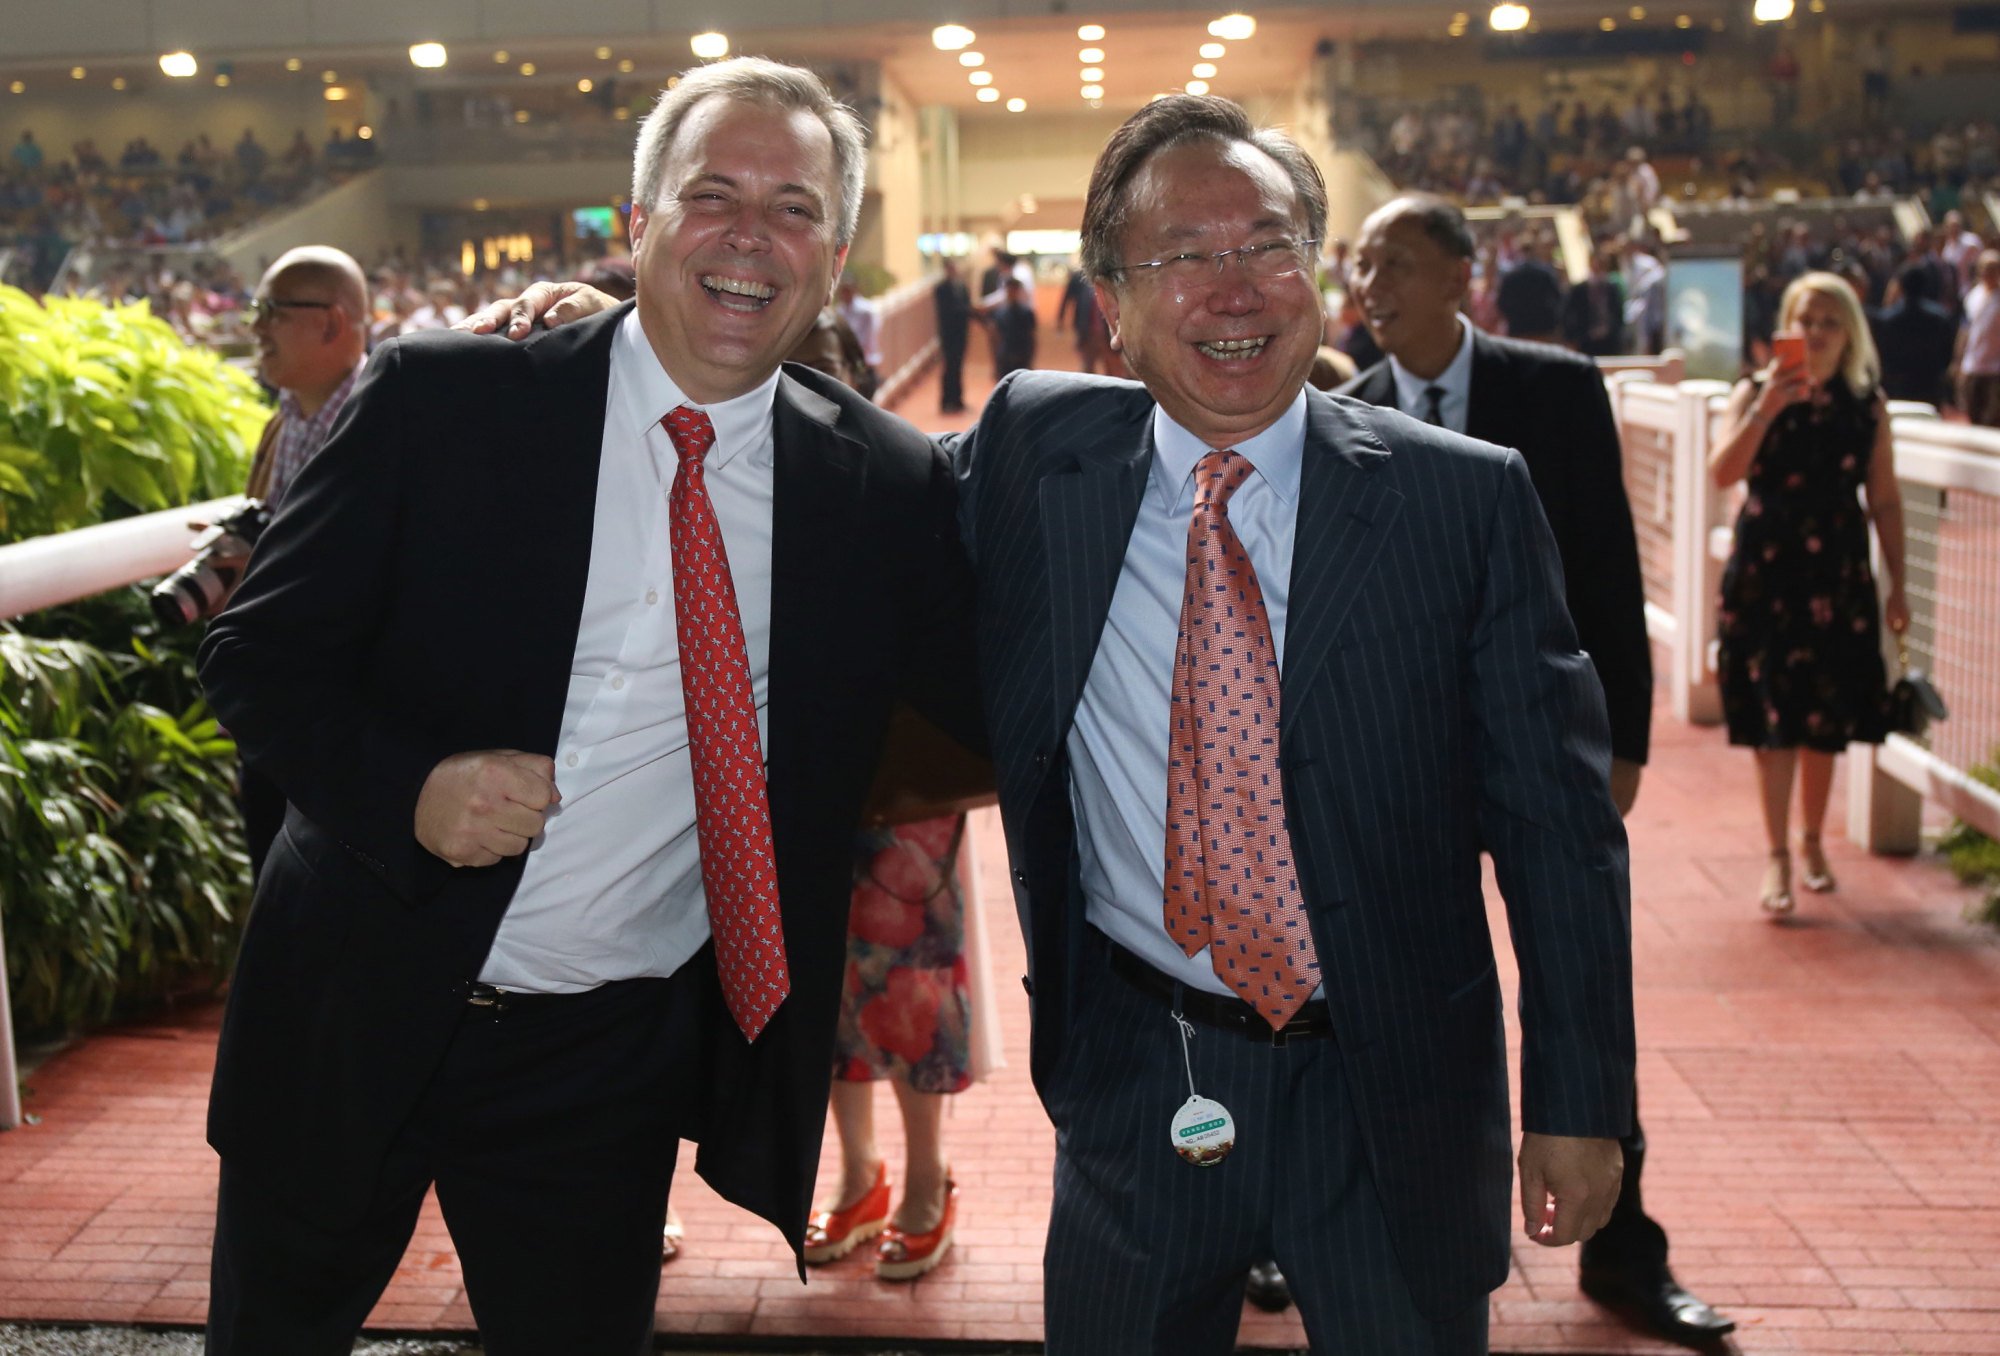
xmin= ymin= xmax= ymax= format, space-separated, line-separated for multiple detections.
xmin=1888 ymin=642 xmax=1948 ymax=737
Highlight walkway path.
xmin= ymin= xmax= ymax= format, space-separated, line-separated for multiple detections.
xmin=3 ymin=325 xmax=1997 ymax=1354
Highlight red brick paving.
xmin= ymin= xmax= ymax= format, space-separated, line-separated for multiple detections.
xmin=4 ymin=333 xmax=1999 ymax=1352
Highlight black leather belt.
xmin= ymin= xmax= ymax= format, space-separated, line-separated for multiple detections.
xmin=1105 ymin=936 xmax=1335 ymax=1047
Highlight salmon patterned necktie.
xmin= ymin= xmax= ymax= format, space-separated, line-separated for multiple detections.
xmin=1162 ymin=448 xmax=1321 ymax=1030
xmin=663 ymin=405 xmax=790 ymax=1041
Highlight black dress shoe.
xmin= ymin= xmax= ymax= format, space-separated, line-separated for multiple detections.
xmin=1580 ymin=1265 xmax=1736 ymax=1347
xmin=1244 ymin=1259 xmax=1292 ymax=1313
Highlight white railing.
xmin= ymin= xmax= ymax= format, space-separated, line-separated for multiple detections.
xmin=1603 ymin=369 xmax=2000 ymax=852
xmin=871 ymin=276 xmax=940 ymax=410
xmin=0 ymin=499 xmax=233 ymax=1130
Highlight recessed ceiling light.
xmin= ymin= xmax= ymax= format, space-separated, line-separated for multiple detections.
xmin=324 ymin=85 xmax=348 ymax=100
xmin=111 ymin=76 xmax=126 ymax=90
xmin=1675 ymin=14 xmax=1692 ymax=27
xmin=969 ymin=70 xmax=993 ymax=85
xmin=1081 ymin=67 xmax=1104 ymax=81
xmin=8 ymin=80 xmax=23 ymax=94
xmin=1753 ymin=0 xmax=1794 ymax=19
xmin=474 ymin=198 xmax=490 ymax=211
xmin=578 ymin=77 xmax=594 ymax=92
xmin=493 ymin=50 xmax=510 ymax=63
xmin=959 ymin=51 xmax=984 ymax=67
xmin=1489 ymin=3 xmax=1531 ymax=31
xmin=1185 ymin=79 xmax=1210 ymax=95
xmin=614 ymin=106 xmax=632 ymax=120
xmin=213 ymin=73 xmax=230 ymax=86
xmin=321 ymin=69 xmax=338 ymax=82
xmin=70 ymin=66 xmax=86 ymax=80
xmin=1600 ymin=16 xmax=1617 ymax=30
xmin=513 ymin=109 xmax=530 ymax=123
xmin=595 ymin=46 xmax=612 ymax=60
xmin=519 ymin=62 xmax=536 ymax=76
xmin=1007 ymin=96 xmax=1026 ymax=111
xmin=1193 ymin=62 xmax=1217 ymax=78
xmin=409 ymin=42 xmax=448 ymax=69
xmin=1630 ymin=5 xmax=1647 ymax=18
xmin=1079 ymin=47 xmax=1105 ymax=63
xmin=1077 ymin=24 xmax=1106 ymax=40
xmin=285 ymin=57 xmax=303 ymax=71
xmin=932 ymin=24 xmax=976 ymax=51
xmin=618 ymin=58 xmax=635 ymax=73
xmin=1200 ymin=42 xmax=1226 ymax=59
xmin=159 ymin=51 xmax=198 ymax=78
xmin=357 ymin=125 xmax=373 ymax=139
xmin=1208 ymin=14 xmax=1256 ymax=41
xmin=690 ymin=31 xmax=729 ymax=60
xmin=976 ymin=87 xmax=1000 ymax=102
xmin=1081 ymin=83 xmax=1105 ymax=99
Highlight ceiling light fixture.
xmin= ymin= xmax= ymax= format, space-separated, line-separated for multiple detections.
xmin=111 ymin=76 xmax=126 ymax=90
xmin=932 ymin=24 xmax=976 ymax=51
xmin=284 ymin=56 xmax=303 ymax=71
xmin=493 ymin=50 xmax=510 ymax=63
xmin=577 ymin=77 xmax=594 ymax=92
xmin=959 ymin=51 xmax=984 ymax=67
xmin=159 ymin=51 xmax=198 ymax=78
xmin=1185 ymin=79 xmax=1211 ymax=95
xmin=1488 ymin=4 xmax=1531 ymax=31
xmin=1207 ymin=14 xmax=1256 ymax=41
xmin=1193 ymin=62 xmax=1218 ymax=78
xmin=70 ymin=66 xmax=86 ymax=79
xmin=1007 ymin=96 xmax=1026 ymax=111
xmin=618 ymin=58 xmax=635 ymax=73
xmin=969 ymin=70 xmax=993 ymax=85
xmin=1077 ymin=24 xmax=1106 ymax=41
xmin=1081 ymin=67 xmax=1104 ymax=81
xmin=976 ymin=87 xmax=1000 ymax=102
xmin=518 ymin=61 xmax=536 ymax=76
xmin=213 ymin=73 xmax=230 ymax=86
xmin=324 ymin=85 xmax=348 ymax=101
xmin=409 ymin=42 xmax=447 ymax=69
xmin=1753 ymin=0 xmax=1793 ymax=18
xmin=1199 ymin=42 xmax=1226 ymax=58
xmin=1079 ymin=46 xmax=1105 ymax=63
xmin=690 ymin=32 xmax=729 ymax=59
xmin=321 ymin=69 xmax=338 ymax=82
xmin=1080 ymin=83 xmax=1105 ymax=99
xmin=595 ymin=46 xmax=612 ymax=60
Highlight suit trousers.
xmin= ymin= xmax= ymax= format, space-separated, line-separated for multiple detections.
xmin=1041 ymin=932 xmax=1490 ymax=1356
xmin=206 ymin=957 xmax=719 ymax=1356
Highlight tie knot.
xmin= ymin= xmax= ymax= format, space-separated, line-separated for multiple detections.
xmin=662 ymin=406 xmax=716 ymax=465
xmin=1192 ymin=448 xmax=1255 ymax=513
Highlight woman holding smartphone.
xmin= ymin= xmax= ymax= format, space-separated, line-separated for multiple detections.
xmin=1709 ymin=271 xmax=1909 ymax=917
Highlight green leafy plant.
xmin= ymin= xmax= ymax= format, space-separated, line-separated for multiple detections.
xmin=1938 ymin=750 xmax=2000 ymax=928
xmin=0 ymin=284 xmax=265 ymax=544
xmin=1 ymin=608 xmax=248 ymax=1038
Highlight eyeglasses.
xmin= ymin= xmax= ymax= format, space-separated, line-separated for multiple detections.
xmin=246 ymin=297 xmax=334 ymax=324
xmin=1111 ymin=238 xmax=1320 ymax=287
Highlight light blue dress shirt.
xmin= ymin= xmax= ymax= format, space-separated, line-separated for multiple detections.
xmin=1066 ymin=391 xmax=1310 ymax=998
xmin=1388 ymin=316 xmax=1476 ymax=434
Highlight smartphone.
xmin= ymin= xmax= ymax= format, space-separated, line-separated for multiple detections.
xmin=1772 ymin=332 xmax=1807 ymax=372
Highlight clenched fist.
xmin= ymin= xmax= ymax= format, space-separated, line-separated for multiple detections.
xmin=415 ymin=750 xmax=561 ymax=868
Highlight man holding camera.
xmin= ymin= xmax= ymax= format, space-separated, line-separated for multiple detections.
xmin=228 ymin=245 xmax=371 ymax=880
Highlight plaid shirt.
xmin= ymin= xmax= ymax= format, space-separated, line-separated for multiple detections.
xmin=264 ymin=361 xmax=362 ymax=509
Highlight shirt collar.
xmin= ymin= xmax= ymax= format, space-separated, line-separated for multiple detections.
xmin=615 ymin=307 xmax=779 ymax=469
xmin=1150 ymin=388 xmax=1308 ymax=515
xmin=1387 ymin=316 xmax=1476 ymax=417
xmin=278 ymin=355 xmax=366 ymax=427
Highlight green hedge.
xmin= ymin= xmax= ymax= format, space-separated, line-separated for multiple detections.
xmin=2 ymin=286 xmax=266 ymax=1041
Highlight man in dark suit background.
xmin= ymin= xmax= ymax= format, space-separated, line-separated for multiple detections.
xmin=1495 ymin=228 xmax=1568 ymax=342
xmin=1872 ymin=261 xmax=1959 ymax=407
xmin=951 ymin=99 xmax=1634 ymax=1354
xmin=932 ymin=256 xmax=972 ymax=413
xmin=197 ymin=57 xmax=977 ymax=1355
xmin=1338 ymin=192 xmax=1733 ymax=1348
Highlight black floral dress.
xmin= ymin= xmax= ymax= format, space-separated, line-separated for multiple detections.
xmin=1718 ymin=375 xmax=1890 ymax=751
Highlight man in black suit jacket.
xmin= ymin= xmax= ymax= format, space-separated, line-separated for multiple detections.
xmin=197 ymin=58 xmax=977 ymax=1355
xmin=1339 ymin=193 xmax=1732 ymax=1347
xmin=950 ymin=99 xmax=1633 ymax=1355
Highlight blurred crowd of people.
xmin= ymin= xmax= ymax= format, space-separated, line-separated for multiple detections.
xmin=1 ymin=124 xmax=374 ymax=290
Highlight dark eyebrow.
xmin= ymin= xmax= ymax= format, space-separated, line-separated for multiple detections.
xmin=1149 ymin=213 xmax=1295 ymax=249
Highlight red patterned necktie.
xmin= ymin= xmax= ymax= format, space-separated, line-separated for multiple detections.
xmin=1162 ymin=448 xmax=1321 ymax=1030
xmin=663 ymin=405 xmax=790 ymax=1041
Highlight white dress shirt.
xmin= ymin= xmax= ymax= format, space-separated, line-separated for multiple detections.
xmin=1389 ymin=316 xmax=1477 ymax=434
xmin=1066 ymin=393 xmax=1311 ymax=998
xmin=480 ymin=309 xmax=779 ymax=993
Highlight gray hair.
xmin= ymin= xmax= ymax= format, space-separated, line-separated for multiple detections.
xmin=1080 ymin=94 xmax=1327 ymax=283
xmin=631 ymin=56 xmax=868 ymax=247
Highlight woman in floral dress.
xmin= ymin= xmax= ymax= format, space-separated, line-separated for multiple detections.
xmin=1711 ymin=271 xmax=1909 ymax=916
xmin=802 ymin=813 xmax=972 ymax=1279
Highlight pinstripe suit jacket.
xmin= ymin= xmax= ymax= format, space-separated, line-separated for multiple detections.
xmin=950 ymin=371 xmax=1636 ymax=1316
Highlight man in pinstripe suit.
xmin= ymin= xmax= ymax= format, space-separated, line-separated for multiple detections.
xmin=948 ymin=97 xmax=1636 ymax=1353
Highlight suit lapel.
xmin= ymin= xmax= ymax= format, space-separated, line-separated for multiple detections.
xmin=514 ymin=305 xmax=623 ymax=747
xmin=1346 ymin=361 xmax=1398 ymax=413
xmin=1465 ymin=332 xmax=1509 ymax=447
xmin=1281 ymin=393 xmax=1403 ymax=737
xmin=1041 ymin=426 xmax=1150 ymax=752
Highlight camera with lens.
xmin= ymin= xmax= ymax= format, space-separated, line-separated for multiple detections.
xmin=150 ymin=498 xmax=272 ymax=627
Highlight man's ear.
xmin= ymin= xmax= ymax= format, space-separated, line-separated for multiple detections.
xmin=1094 ymin=278 xmax=1123 ymax=352
xmin=826 ymin=244 xmax=850 ymax=305
xmin=629 ymin=202 xmax=651 ymax=254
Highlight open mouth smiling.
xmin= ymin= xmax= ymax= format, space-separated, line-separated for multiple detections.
xmin=701 ymin=274 xmax=776 ymax=312
xmin=1195 ymin=336 xmax=1269 ymax=361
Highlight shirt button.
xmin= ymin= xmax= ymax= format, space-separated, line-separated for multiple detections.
xmin=564 ymin=753 xmax=579 ymax=768
xmin=645 ymin=589 xmax=659 ymax=605
xmin=610 ymin=676 xmax=625 ymax=691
